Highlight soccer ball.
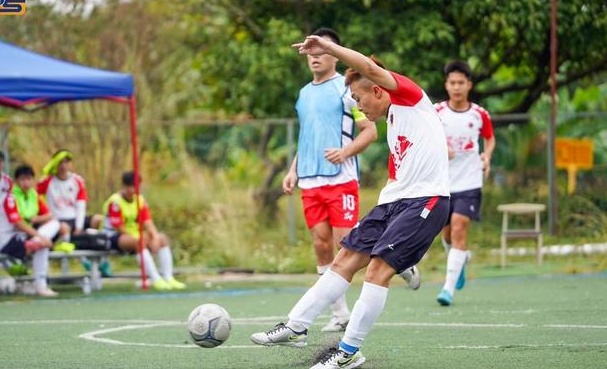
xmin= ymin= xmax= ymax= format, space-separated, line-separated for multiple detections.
xmin=187 ymin=303 xmax=231 ymax=348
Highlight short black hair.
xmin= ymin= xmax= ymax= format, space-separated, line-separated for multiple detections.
xmin=0 ymin=151 xmax=5 ymax=161
xmin=122 ymin=170 xmax=141 ymax=186
xmin=444 ymin=60 xmax=472 ymax=80
xmin=312 ymin=27 xmax=341 ymax=46
xmin=14 ymin=164 xmax=35 ymax=179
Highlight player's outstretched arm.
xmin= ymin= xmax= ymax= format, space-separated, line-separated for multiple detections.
xmin=292 ymin=35 xmax=396 ymax=91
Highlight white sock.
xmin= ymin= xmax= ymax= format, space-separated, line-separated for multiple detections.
xmin=38 ymin=220 xmax=60 ymax=240
xmin=441 ymin=237 xmax=451 ymax=254
xmin=287 ymin=269 xmax=350 ymax=332
xmin=341 ymin=281 xmax=388 ymax=350
xmin=157 ymin=246 xmax=174 ymax=280
xmin=443 ymin=248 xmax=467 ymax=294
xmin=137 ymin=249 xmax=162 ymax=282
xmin=316 ymin=264 xmax=330 ymax=275
xmin=317 ymin=264 xmax=350 ymax=319
xmin=32 ymin=248 xmax=50 ymax=290
xmin=330 ymin=295 xmax=350 ymax=320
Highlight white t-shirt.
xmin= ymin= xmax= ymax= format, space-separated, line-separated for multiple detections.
xmin=37 ymin=172 xmax=87 ymax=220
xmin=379 ymin=72 xmax=450 ymax=205
xmin=435 ymin=101 xmax=494 ymax=193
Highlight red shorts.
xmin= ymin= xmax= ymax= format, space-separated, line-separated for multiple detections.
xmin=301 ymin=180 xmax=359 ymax=229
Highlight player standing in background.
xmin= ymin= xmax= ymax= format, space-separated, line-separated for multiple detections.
xmin=282 ymin=27 xmax=378 ymax=332
xmin=435 ymin=60 xmax=495 ymax=306
xmin=252 ymin=34 xmax=450 ymax=369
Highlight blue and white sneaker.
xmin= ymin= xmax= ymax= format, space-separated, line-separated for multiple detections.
xmin=310 ymin=347 xmax=366 ymax=369
xmin=436 ymin=289 xmax=453 ymax=306
xmin=250 ymin=322 xmax=308 ymax=347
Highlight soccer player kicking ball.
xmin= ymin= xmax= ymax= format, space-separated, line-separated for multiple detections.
xmin=251 ymin=34 xmax=450 ymax=369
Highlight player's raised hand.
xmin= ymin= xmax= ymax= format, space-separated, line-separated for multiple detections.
xmin=292 ymin=35 xmax=332 ymax=56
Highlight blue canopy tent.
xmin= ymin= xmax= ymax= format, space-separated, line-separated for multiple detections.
xmin=0 ymin=39 xmax=149 ymax=289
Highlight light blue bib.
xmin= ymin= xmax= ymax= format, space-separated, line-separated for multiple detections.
xmin=295 ymin=75 xmax=350 ymax=179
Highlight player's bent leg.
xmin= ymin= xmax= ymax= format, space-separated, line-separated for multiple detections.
xmin=450 ymin=213 xmax=471 ymax=291
xmin=321 ymin=226 xmax=352 ymax=332
xmin=250 ymin=322 xmax=308 ymax=347
xmin=311 ymin=221 xmax=336 ymax=267
xmin=314 ymin=258 xmax=391 ymax=368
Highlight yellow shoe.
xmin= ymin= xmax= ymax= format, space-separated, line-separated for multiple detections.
xmin=53 ymin=242 xmax=76 ymax=253
xmin=166 ymin=277 xmax=186 ymax=290
xmin=152 ymin=278 xmax=172 ymax=291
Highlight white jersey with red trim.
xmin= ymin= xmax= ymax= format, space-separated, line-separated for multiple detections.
xmin=379 ymin=72 xmax=450 ymax=205
xmin=0 ymin=173 xmax=13 ymax=197
xmin=435 ymin=101 xmax=494 ymax=192
xmin=0 ymin=194 xmax=22 ymax=248
xmin=37 ymin=172 xmax=88 ymax=220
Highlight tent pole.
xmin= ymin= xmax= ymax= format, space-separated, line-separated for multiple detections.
xmin=129 ymin=96 xmax=147 ymax=290
xmin=548 ymin=0 xmax=558 ymax=235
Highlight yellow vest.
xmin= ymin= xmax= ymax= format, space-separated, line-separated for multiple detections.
xmin=103 ymin=193 xmax=147 ymax=238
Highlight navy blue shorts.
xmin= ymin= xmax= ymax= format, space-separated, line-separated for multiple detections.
xmin=446 ymin=188 xmax=482 ymax=224
xmin=59 ymin=216 xmax=96 ymax=233
xmin=107 ymin=233 xmax=123 ymax=251
xmin=341 ymin=196 xmax=449 ymax=274
xmin=0 ymin=234 xmax=28 ymax=260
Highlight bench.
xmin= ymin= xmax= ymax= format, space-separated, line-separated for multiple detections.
xmin=497 ymin=203 xmax=546 ymax=269
xmin=0 ymin=249 xmax=115 ymax=294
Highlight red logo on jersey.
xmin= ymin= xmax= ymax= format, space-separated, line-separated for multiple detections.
xmin=464 ymin=139 xmax=474 ymax=150
xmin=391 ymin=135 xmax=413 ymax=171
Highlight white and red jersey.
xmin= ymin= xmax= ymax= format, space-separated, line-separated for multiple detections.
xmin=0 ymin=194 xmax=23 ymax=248
xmin=435 ymin=101 xmax=494 ymax=192
xmin=0 ymin=173 xmax=13 ymax=198
xmin=380 ymin=72 xmax=450 ymax=205
xmin=0 ymin=192 xmax=51 ymax=249
xmin=37 ymin=172 xmax=88 ymax=222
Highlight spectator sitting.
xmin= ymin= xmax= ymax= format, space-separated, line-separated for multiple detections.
xmin=102 ymin=170 xmax=186 ymax=291
xmin=37 ymin=149 xmax=110 ymax=275
xmin=2 ymin=164 xmax=62 ymax=297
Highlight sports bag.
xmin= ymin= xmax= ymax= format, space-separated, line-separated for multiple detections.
xmin=72 ymin=233 xmax=112 ymax=251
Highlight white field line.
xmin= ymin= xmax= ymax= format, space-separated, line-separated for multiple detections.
xmin=377 ymin=322 xmax=525 ymax=328
xmin=2 ymin=319 xmax=606 ymax=350
xmin=544 ymin=324 xmax=607 ymax=329
xmin=444 ymin=342 xmax=607 ymax=349
xmin=0 ymin=316 xmax=286 ymax=325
